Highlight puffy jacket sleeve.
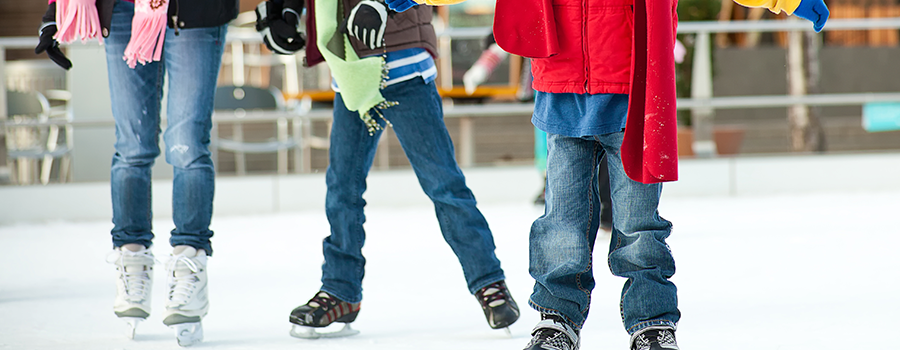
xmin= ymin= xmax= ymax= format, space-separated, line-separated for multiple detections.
xmin=733 ymin=0 xmax=802 ymax=15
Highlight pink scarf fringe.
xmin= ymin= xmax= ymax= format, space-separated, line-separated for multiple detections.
xmin=54 ymin=0 xmax=104 ymax=44
xmin=122 ymin=0 xmax=168 ymax=68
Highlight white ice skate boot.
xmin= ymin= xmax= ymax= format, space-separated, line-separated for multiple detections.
xmin=108 ymin=244 xmax=155 ymax=339
xmin=162 ymin=246 xmax=209 ymax=347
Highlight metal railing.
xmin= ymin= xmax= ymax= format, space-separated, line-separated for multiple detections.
xmin=680 ymin=17 xmax=900 ymax=156
xmin=4 ymin=17 xmax=900 ymax=177
xmin=438 ymin=18 xmax=900 ymax=157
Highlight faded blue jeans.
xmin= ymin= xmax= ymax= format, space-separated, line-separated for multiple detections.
xmin=105 ymin=0 xmax=226 ymax=254
xmin=529 ymin=132 xmax=680 ymax=335
xmin=320 ymin=79 xmax=506 ymax=303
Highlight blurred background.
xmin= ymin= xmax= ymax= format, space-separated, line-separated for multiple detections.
xmin=1 ymin=0 xmax=899 ymax=220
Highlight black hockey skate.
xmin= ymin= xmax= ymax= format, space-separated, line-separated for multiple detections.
xmin=523 ymin=314 xmax=579 ymax=350
xmin=289 ymin=291 xmax=361 ymax=339
xmin=475 ymin=280 xmax=520 ymax=332
xmin=630 ymin=327 xmax=679 ymax=350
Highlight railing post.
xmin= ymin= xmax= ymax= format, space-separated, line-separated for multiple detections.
xmin=0 ymin=46 xmax=7 ymax=120
xmin=231 ymin=41 xmax=245 ymax=87
xmin=459 ymin=116 xmax=474 ymax=167
xmin=292 ymin=116 xmax=303 ymax=173
xmin=690 ymin=31 xmax=717 ymax=158
xmin=301 ymin=117 xmax=314 ymax=173
xmin=277 ymin=117 xmax=289 ymax=174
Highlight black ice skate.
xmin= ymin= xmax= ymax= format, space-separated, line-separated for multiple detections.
xmin=631 ymin=327 xmax=679 ymax=350
xmin=289 ymin=291 xmax=361 ymax=339
xmin=523 ymin=314 xmax=580 ymax=350
xmin=475 ymin=280 xmax=520 ymax=333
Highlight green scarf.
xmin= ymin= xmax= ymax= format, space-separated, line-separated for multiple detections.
xmin=315 ymin=0 xmax=396 ymax=134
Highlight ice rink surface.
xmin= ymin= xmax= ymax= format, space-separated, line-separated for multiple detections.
xmin=1 ymin=178 xmax=898 ymax=349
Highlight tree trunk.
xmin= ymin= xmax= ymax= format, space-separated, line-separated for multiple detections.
xmin=786 ymin=27 xmax=827 ymax=153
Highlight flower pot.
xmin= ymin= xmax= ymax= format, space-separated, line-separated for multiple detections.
xmin=677 ymin=126 xmax=746 ymax=157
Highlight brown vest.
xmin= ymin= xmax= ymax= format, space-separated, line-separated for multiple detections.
xmin=343 ymin=0 xmax=438 ymax=58
xmin=305 ymin=0 xmax=438 ymax=66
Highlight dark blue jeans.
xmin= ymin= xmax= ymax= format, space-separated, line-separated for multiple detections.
xmin=529 ymin=132 xmax=680 ymax=334
xmin=105 ymin=0 xmax=226 ymax=254
xmin=320 ymin=79 xmax=505 ymax=303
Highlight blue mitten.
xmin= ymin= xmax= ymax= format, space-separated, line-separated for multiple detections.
xmin=793 ymin=0 xmax=829 ymax=32
xmin=385 ymin=0 xmax=417 ymax=12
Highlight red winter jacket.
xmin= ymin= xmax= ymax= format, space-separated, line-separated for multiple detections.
xmin=531 ymin=0 xmax=638 ymax=95
xmin=494 ymin=0 xmax=680 ymax=183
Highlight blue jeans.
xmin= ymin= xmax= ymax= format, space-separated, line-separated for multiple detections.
xmin=320 ymin=79 xmax=505 ymax=303
xmin=529 ymin=132 xmax=680 ymax=334
xmin=105 ymin=0 xmax=226 ymax=254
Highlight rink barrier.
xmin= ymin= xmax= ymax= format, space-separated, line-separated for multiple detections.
xmin=4 ymin=18 xmax=900 ymax=182
xmin=2 ymin=151 xmax=900 ymax=224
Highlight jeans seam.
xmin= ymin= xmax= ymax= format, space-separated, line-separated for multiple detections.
xmin=575 ymin=140 xmax=601 ymax=315
xmin=145 ymin=61 xmax=165 ymax=230
xmin=352 ymin=119 xmax=369 ymax=288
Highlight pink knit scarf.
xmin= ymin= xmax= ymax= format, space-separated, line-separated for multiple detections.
xmin=52 ymin=0 xmax=167 ymax=69
xmin=54 ymin=0 xmax=103 ymax=44
xmin=122 ymin=0 xmax=168 ymax=68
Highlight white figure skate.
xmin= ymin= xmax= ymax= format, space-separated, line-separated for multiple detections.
xmin=162 ymin=246 xmax=209 ymax=347
xmin=108 ymin=245 xmax=155 ymax=339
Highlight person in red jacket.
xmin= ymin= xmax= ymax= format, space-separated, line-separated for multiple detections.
xmin=384 ymin=0 xmax=829 ymax=349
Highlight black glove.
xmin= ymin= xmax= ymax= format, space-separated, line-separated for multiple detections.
xmin=34 ymin=3 xmax=72 ymax=70
xmin=98 ymin=0 xmax=115 ymax=38
xmin=343 ymin=0 xmax=389 ymax=50
xmin=255 ymin=0 xmax=306 ymax=55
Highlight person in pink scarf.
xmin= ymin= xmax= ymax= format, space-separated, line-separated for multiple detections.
xmin=35 ymin=0 xmax=238 ymax=346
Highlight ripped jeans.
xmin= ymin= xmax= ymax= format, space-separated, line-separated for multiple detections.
xmin=105 ymin=0 xmax=226 ymax=254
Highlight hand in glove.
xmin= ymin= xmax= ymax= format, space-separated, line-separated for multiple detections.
xmin=256 ymin=0 xmax=306 ymax=55
xmin=385 ymin=0 xmax=417 ymax=12
xmin=793 ymin=0 xmax=829 ymax=32
xmin=34 ymin=3 xmax=72 ymax=70
xmin=344 ymin=0 xmax=389 ymax=50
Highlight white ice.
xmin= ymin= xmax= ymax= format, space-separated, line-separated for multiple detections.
xmin=1 ymin=169 xmax=898 ymax=350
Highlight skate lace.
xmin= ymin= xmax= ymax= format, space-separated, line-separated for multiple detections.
xmin=106 ymin=249 xmax=156 ymax=302
xmin=166 ymin=255 xmax=202 ymax=306
xmin=479 ymin=282 xmax=508 ymax=307
xmin=307 ymin=292 xmax=338 ymax=310
xmin=524 ymin=327 xmax=575 ymax=350
xmin=527 ymin=315 xmax=578 ymax=350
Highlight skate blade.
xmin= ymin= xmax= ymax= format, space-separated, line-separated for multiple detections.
xmin=503 ymin=327 xmax=512 ymax=337
xmin=170 ymin=322 xmax=203 ymax=347
xmin=290 ymin=324 xmax=359 ymax=339
xmin=121 ymin=317 xmax=143 ymax=340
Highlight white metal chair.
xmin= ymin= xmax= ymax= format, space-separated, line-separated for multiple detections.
xmin=3 ymin=89 xmax=73 ymax=185
xmin=213 ymin=85 xmax=299 ymax=175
